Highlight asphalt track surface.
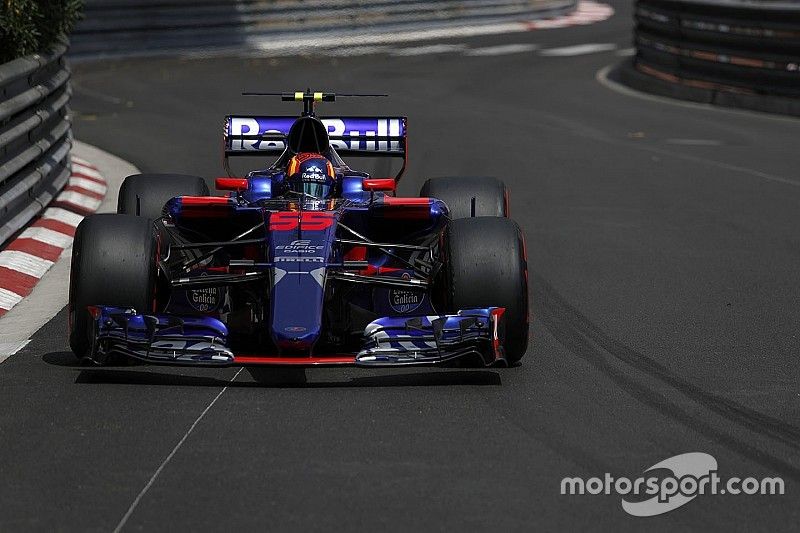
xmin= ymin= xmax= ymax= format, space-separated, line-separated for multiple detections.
xmin=2 ymin=1 xmax=799 ymax=530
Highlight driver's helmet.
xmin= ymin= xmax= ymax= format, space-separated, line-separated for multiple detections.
xmin=285 ymin=152 xmax=336 ymax=199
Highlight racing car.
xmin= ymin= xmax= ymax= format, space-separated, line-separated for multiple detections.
xmin=68 ymin=91 xmax=529 ymax=368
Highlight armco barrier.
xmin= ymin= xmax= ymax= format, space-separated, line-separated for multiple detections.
xmin=71 ymin=0 xmax=577 ymax=57
xmin=0 ymin=43 xmax=72 ymax=246
xmin=629 ymin=0 xmax=800 ymax=102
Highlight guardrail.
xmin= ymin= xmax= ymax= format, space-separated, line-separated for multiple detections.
xmin=631 ymin=0 xmax=800 ymax=99
xmin=0 ymin=42 xmax=72 ymax=245
xmin=71 ymin=0 xmax=577 ymax=57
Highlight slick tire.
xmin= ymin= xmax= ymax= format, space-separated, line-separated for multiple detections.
xmin=420 ymin=176 xmax=508 ymax=219
xmin=68 ymin=214 xmax=158 ymax=360
xmin=446 ymin=216 xmax=529 ymax=363
xmin=117 ymin=173 xmax=209 ymax=220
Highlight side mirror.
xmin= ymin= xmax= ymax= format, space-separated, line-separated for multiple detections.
xmin=215 ymin=177 xmax=248 ymax=191
xmin=363 ymin=178 xmax=396 ymax=192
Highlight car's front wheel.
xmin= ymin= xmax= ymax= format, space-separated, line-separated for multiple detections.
xmin=445 ymin=216 xmax=529 ymax=363
xmin=68 ymin=214 xmax=158 ymax=360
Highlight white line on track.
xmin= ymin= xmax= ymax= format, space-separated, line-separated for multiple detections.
xmin=539 ymin=43 xmax=617 ymax=56
xmin=323 ymin=45 xmax=390 ymax=56
xmin=112 ymin=367 xmax=244 ymax=533
xmin=464 ymin=43 xmax=539 ymax=56
xmin=390 ymin=43 xmax=468 ymax=56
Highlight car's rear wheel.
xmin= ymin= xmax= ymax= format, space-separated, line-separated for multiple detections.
xmin=68 ymin=214 xmax=158 ymax=360
xmin=117 ymin=173 xmax=209 ymax=220
xmin=446 ymin=216 xmax=529 ymax=363
xmin=420 ymin=176 xmax=508 ymax=219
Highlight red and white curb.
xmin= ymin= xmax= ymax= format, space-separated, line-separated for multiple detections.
xmin=524 ymin=1 xmax=614 ymax=29
xmin=0 ymin=156 xmax=107 ymax=317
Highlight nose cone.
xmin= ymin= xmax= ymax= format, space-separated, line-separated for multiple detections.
xmin=268 ymin=210 xmax=335 ymax=354
xmin=274 ymin=328 xmax=319 ymax=351
xmin=270 ymin=266 xmax=326 ymax=353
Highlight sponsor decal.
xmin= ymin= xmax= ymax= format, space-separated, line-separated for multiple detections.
xmin=188 ymin=273 xmax=221 ymax=312
xmin=270 ymin=211 xmax=335 ymax=231
xmin=276 ymin=239 xmax=324 ymax=254
xmin=227 ymin=117 xmax=405 ymax=153
xmin=274 ymin=256 xmax=325 ymax=263
xmin=294 ymin=152 xmax=322 ymax=163
xmin=389 ymin=273 xmax=424 ymax=313
xmin=302 ymin=165 xmax=328 ymax=183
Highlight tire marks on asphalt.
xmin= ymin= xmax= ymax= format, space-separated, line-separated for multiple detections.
xmin=533 ymin=271 xmax=800 ymax=481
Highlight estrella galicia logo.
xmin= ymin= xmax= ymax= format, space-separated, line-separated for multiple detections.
xmin=188 ymin=273 xmax=221 ymax=312
xmin=389 ymin=273 xmax=424 ymax=313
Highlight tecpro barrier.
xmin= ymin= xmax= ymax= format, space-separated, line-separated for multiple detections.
xmin=622 ymin=0 xmax=800 ymax=114
xmin=0 ymin=42 xmax=72 ymax=245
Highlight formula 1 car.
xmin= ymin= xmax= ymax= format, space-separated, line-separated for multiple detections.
xmin=68 ymin=91 xmax=529 ymax=368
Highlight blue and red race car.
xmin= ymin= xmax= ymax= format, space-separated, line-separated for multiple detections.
xmin=68 ymin=91 xmax=529 ymax=368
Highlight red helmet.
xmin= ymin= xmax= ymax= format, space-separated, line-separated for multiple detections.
xmin=286 ymin=153 xmax=335 ymax=199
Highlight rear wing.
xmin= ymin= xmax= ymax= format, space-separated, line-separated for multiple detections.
xmin=224 ymin=116 xmax=406 ymax=156
xmin=224 ymin=115 xmax=407 ymax=180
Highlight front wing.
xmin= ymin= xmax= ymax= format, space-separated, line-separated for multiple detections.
xmin=83 ymin=306 xmax=508 ymax=367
